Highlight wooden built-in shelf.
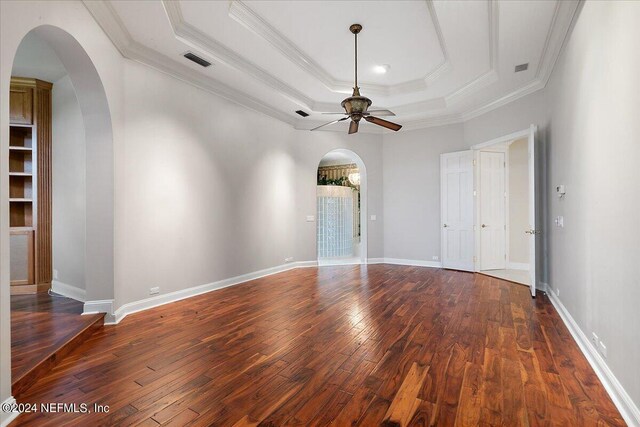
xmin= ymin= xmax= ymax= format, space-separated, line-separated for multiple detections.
xmin=9 ymin=77 xmax=52 ymax=293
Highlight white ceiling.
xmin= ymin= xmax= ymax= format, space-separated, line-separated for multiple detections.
xmin=12 ymin=32 xmax=68 ymax=83
xmin=84 ymin=0 xmax=579 ymax=132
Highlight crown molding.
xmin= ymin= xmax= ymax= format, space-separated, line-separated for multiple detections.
xmin=83 ymin=0 xmax=297 ymax=126
xmin=443 ymin=0 xmax=499 ymax=105
xmin=228 ymin=0 xmax=450 ymax=97
xmin=536 ymin=0 xmax=581 ymax=86
xmin=162 ymin=0 xmax=316 ymax=110
xmin=83 ymin=0 xmax=580 ymax=132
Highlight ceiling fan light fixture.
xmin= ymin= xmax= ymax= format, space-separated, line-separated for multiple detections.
xmin=310 ymin=24 xmax=402 ymax=134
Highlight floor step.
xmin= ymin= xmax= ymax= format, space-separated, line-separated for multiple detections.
xmin=12 ymin=310 xmax=104 ymax=398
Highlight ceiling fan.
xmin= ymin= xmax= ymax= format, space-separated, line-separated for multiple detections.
xmin=311 ymin=24 xmax=402 ymax=134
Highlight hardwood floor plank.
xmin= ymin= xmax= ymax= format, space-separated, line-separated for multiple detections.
xmin=9 ymin=265 xmax=624 ymax=426
xmin=383 ymin=362 xmax=429 ymax=426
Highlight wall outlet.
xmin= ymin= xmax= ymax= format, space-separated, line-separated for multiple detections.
xmin=149 ymin=286 xmax=160 ymax=295
xmin=555 ymin=216 xmax=564 ymax=227
xmin=554 ymin=287 xmax=560 ymax=297
xmin=598 ymin=341 xmax=607 ymax=358
xmin=306 ymin=215 xmax=315 ymax=222
xmin=591 ymin=332 xmax=599 ymax=347
xmin=432 ymin=255 xmax=439 ymax=261
xmin=284 ymin=257 xmax=294 ymax=263
xmin=53 ymin=269 xmax=59 ymax=280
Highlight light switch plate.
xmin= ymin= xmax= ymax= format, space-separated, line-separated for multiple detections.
xmin=306 ymin=215 xmax=314 ymax=222
xmin=370 ymin=215 xmax=377 ymax=221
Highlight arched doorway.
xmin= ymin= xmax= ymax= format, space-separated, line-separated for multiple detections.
xmin=316 ymin=149 xmax=367 ymax=265
xmin=1 ymin=25 xmax=114 ymax=399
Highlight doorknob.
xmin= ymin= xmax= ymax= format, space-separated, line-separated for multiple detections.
xmin=443 ymin=224 xmax=448 ymax=228
xmin=481 ymin=224 xmax=487 ymax=228
xmin=525 ymin=229 xmax=540 ymax=234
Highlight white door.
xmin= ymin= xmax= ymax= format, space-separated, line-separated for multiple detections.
xmin=527 ymin=125 xmax=538 ymax=297
xmin=479 ymin=151 xmax=506 ymax=270
xmin=441 ymin=151 xmax=474 ymax=271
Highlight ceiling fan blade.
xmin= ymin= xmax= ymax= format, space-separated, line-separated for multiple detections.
xmin=364 ymin=109 xmax=396 ymax=117
xmin=364 ymin=116 xmax=402 ymax=131
xmin=310 ymin=116 xmax=349 ymax=131
xmin=348 ymin=120 xmax=359 ymax=134
xmin=320 ymin=112 xmax=348 ymax=115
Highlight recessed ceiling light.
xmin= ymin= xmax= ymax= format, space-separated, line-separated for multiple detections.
xmin=373 ymin=64 xmax=391 ymax=74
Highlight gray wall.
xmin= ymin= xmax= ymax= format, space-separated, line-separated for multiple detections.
xmin=52 ymin=75 xmax=86 ymax=292
xmin=543 ymin=0 xmax=640 ymax=407
xmin=383 ymin=124 xmax=465 ymax=261
xmin=114 ymin=60 xmax=386 ymax=306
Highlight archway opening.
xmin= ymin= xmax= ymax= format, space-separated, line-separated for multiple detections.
xmin=4 ymin=25 xmax=114 ymax=397
xmin=316 ymin=149 xmax=367 ymax=265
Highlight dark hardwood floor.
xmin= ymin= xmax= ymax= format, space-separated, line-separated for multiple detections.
xmin=12 ymin=265 xmax=624 ymax=426
xmin=11 ymin=292 xmax=104 ymax=397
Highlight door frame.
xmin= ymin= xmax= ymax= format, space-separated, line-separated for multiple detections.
xmin=471 ymin=126 xmax=539 ymax=292
xmin=315 ymin=148 xmax=367 ymax=265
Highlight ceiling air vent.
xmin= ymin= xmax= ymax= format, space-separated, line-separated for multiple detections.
xmin=295 ymin=110 xmax=309 ymax=117
xmin=514 ymin=63 xmax=529 ymax=73
xmin=183 ymin=52 xmax=212 ymax=68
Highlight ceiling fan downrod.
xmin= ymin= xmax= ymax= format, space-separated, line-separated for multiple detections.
xmin=310 ymin=23 xmax=402 ymax=134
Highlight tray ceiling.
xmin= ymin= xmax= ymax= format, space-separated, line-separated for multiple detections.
xmin=84 ymin=0 xmax=580 ymax=132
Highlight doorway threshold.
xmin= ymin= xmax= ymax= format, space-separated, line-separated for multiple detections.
xmin=318 ymin=257 xmax=362 ymax=266
xmin=479 ymin=269 xmax=530 ymax=287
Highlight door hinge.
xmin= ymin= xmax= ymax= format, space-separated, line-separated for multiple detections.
xmin=473 ymin=159 xmax=477 ymax=166
xmin=504 ymin=254 xmax=507 ymax=260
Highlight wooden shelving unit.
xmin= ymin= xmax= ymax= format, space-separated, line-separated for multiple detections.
xmin=9 ymin=77 xmax=52 ymax=294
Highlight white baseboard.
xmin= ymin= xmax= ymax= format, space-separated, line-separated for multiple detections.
xmin=507 ymin=262 xmax=529 ymax=271
xmin=543 ymin=283 xmax=640 ymax=426
xmin=105 ymin=258 xmax=441 ymax=326
xmin=83 ymin=299 xmax=115 ymax=324
xmin=1 ymin=396 xmax=19 ymax=427
xmin=381 ymin=258 xmax=442 ymax=268
xmin=51 ymin=280 xmax=87 ymax=302
xmin=112 ymin=260 xmax=317 ymax=324
xmin=318 ymin=258 xmax=363 ymax=266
